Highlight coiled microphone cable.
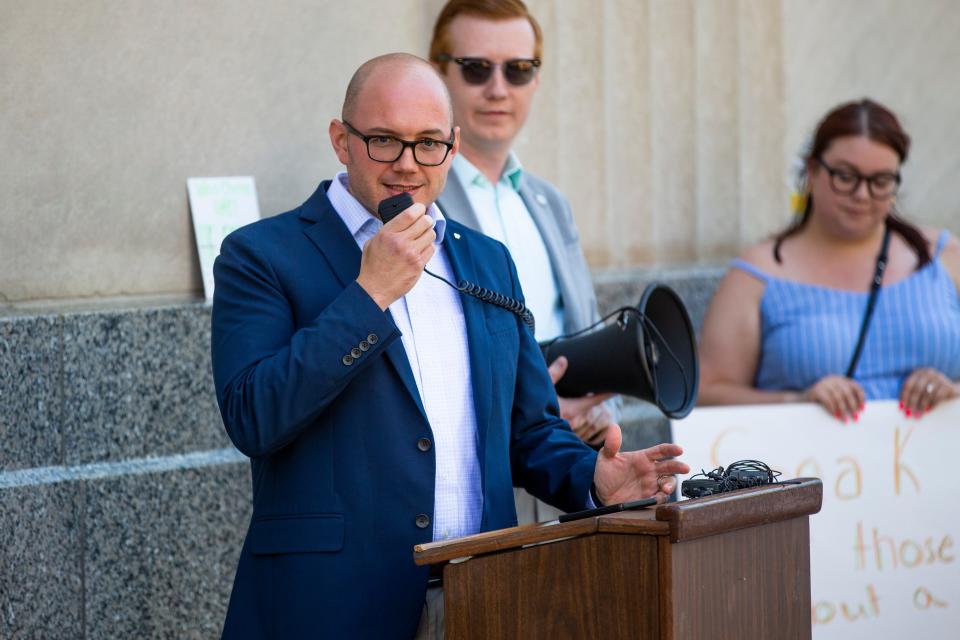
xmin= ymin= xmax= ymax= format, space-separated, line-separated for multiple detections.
xmin=424 ymin=268 xmax=536 ymax=334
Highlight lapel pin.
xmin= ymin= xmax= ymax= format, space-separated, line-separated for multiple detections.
xmin=453 ymin=232 xmax=461 ymax=240
xmin=535 ymin=193 xmax=548 ymax=205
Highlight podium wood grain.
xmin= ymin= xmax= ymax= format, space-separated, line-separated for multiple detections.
xmin=414 ymin=478 xmax=822 ymax=639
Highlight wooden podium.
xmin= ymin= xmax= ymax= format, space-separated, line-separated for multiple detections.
xmin=414 ymin=478 xmax=822 ymax=639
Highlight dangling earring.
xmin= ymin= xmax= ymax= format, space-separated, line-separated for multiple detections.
xmin=790 ymin=174 xmax=809 ymax=216
xmin=790 ymin=190 xmax=808 ymax=216
xmin=790 ymin=144 xmax=813 ymax=217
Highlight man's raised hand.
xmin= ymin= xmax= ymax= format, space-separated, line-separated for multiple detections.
xmin=593 ymin=425 xmax=689 ymax=505
xmin=357 ymin=203 xmax=435 ymax=309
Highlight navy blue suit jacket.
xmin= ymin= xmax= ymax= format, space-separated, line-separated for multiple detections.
xmin=212 ymin=182 xmax=598 ymax=638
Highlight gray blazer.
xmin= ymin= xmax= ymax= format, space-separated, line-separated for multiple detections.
xmin=438 ymin=168 xmax=601 ymax=336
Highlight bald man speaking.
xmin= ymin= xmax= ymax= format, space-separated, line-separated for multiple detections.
xmin=211 ymin=53 xmax=687 ymax=639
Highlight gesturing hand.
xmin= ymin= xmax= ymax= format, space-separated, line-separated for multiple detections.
xmin=803 ymin=375 xmax=865 ymax=423
xmin=592 ymin=424 xmax=689 ymax=505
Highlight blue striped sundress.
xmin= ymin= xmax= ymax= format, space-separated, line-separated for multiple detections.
xmin=731 ymin=231 xmax=960 ymax=400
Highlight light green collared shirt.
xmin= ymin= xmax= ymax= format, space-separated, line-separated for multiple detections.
xmin=451 ymin=153 xmax=564 ymax=341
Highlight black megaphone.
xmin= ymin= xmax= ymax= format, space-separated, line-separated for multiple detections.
xmin=539 ymin=283 xmax=698 ymax=419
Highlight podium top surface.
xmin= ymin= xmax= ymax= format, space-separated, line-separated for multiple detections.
xmin=414 ymin=478 xmax=822 ymax=566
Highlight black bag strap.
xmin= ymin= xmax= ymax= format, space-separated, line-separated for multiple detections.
xmin=845 ymin=225 xmax=892 ymax=378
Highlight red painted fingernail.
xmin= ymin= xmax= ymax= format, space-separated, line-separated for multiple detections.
xmin=853 ymin=413 xmax=859 ymax=422
xmin=834 ymin=411 xmax=841 ymax=419
xmin=899 ymin=401 xmax=904 ymax=409
xmin=905 ymin=408 xmax=911 ymax=416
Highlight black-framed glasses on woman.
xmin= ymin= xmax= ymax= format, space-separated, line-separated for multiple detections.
xmin=435 ymin=55 xmax=541 ymax=86
xmin=815 ymin=157 xmax=901 ymax=199
xmin=341 ymin=120 xmax=455 ymax=167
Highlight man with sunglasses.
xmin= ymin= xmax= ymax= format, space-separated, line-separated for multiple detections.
xmin=430 ymin=0 xmax=618 ymax=523
xmin=212 ymin=53 xmax=687 ymax=639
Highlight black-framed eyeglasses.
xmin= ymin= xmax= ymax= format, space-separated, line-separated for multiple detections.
xmin=341 ymin=120 xmax=454 ymax=167
xmin=815 ymin=157 xmax=901 ymax=200
xmin=436 ymin=55 xmax=541 ymax=86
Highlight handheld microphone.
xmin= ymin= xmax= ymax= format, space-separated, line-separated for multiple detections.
xmin=377 ymin=192 xmax=412 ymax=224
xmin=376 ymin=193 xmax=535 ymax=333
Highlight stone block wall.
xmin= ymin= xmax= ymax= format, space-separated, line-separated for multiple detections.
xmin=0 ymin=304 xmax=250 ymax=638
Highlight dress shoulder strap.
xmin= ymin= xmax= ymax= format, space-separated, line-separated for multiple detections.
xmin=934 ymin=230 xmax=951 ymax=258
xmin=729 ymin=258 xmax=771 ymax=284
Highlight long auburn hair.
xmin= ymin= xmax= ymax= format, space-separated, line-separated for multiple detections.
xmin=773 ymin=99 xmax=930 ymax=267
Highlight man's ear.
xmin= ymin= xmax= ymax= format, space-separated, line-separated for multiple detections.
xmin=450 ymin=125 xmax=460 ymax=159
xmin=329 ymin=119 xmax=350 ymax=165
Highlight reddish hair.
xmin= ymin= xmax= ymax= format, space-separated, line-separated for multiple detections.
xmin=429 ymin=0 xmax=543 ymax=72
xmin=775 ymin=99 xmax=929 ymax=267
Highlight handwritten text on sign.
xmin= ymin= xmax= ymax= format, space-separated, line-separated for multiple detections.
xmin=187 ymin=176 xmax=261 ymax=301
xmin=674 ymin=400 xmax=958 ymax=640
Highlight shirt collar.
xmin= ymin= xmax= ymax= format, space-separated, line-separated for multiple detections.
xmin=326 ymin=172 xmax=446 ymax=244
xmin=452 ymin=152 xmax=524 ymax=192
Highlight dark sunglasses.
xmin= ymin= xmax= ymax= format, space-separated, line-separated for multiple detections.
xmin=436 ymin=55 xmax=541 ymax=86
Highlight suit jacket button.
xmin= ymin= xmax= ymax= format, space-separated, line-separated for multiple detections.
xmin=417 ymin=437 xmax=432 ymax=452
xmin=415 ymin=514 xmax=430 ymax=529
xmin=342 ymin=354 xmax=354 ymax=366
xmin=350 ymin=347 xmax=362 ymax=358
xmin=367 ymin=333 xmax=379 ymax=344
xmin=359 ymin=340 xmax=370 ymax=352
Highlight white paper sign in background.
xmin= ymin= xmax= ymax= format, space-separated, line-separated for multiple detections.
xmin=187 ymin=176 xmax=261 ymax=301
xmin=673 ymin=400 xmax=958 ymax=639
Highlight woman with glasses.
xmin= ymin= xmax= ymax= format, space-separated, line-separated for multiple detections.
xmin=697 ymin=99 xmax=960 ymax=421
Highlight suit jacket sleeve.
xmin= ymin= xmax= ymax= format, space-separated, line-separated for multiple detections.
xmin=211 ymin=228 xmax=399 ymax=458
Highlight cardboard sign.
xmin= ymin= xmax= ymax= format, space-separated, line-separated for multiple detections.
xmin=187 ymin=177 xmax=261 ymax=301
xmin=674 ymin=400 xmax=958 ymax=639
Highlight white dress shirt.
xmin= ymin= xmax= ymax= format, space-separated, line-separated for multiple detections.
xmin=326 ymin=173 xmax=482 ymax=541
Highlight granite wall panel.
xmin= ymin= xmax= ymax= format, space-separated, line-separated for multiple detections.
xmin=0 ymin=315 xmax=63 ymax=471
xmin=0 ymin=482 xmax=83 ymax=639
xmin=61 ymin=304 xmax=228 ymax=465
xmin=83 ymin=462 xmax=250 ymax=639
